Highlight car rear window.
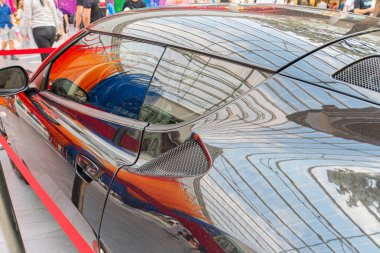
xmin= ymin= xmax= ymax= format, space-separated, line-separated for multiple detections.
xmin=139 ymin=48 xmax=270 ymax=125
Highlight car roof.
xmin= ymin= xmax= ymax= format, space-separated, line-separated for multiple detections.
xmin=89 ymin=4 xmax=380 ymax=72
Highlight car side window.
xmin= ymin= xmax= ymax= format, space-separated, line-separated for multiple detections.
xmin=139 ymin=48 xmax=269 ymax=125
xmin=48 ymin=33 xmax=165 ymax=119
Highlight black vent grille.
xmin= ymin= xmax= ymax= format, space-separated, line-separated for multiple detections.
xmin=332 ymin=56 xmax=380 ymax=92
xmin=134 ymin=141 xmax=209 ymax=177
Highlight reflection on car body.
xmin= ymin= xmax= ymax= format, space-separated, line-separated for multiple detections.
xmin=0 ymin=4 xmax=380 ymax=253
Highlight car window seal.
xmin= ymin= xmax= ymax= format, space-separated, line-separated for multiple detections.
xmin=277 ymin=28 xmax=380 ymax=73
xmin=40 ymin=91 xmax=148 ymax=130
xmin=89 ymin=29 xmax=276 ymax=74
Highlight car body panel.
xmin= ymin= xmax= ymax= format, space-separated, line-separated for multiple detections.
xmin=0 ymin=91 xmax=98 ymax=248
xmin=100 ymin=74 xmax=380 ymax=252
xmin=281 ymin=30 xmax=380 ymax=104
xmin=0 ymin=4 xmax=379 ymax=253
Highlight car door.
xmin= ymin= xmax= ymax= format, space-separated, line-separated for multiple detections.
xmin=0 ymin=32 xmax=165 ymax=251
xmin=44 ymin=32 xmax=165 ymax=245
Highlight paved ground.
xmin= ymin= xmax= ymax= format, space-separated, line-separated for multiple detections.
xmin=0 ymin=150 xmax=76 ymax=253
xmin=1 ymin=55 xmax=41 ymax=72
xmin=0 ymin=154 xmax=24 ymax=253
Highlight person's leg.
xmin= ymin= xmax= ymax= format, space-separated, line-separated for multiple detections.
xmin=75 ymin=4 xmax=84 ymax=30
xmin=48 ymin=27 xmax=56 ymax=47
xmin=8 ymin=28 xmax=18 ymax=60
xmin=1 ymin=40 xmax=7 ymax=59
xmin=32 ymin=27 xmax=51 ymax=61
xmin=1 ymin=31 xmax=8 ymax=59
xmin=1 ymin=40 xmax=7 ymax=50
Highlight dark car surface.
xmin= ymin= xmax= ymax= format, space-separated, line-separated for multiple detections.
xmin=0 ymin=4 xmax=380 ymax=253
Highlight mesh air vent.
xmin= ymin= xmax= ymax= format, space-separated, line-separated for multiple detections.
xmin=135 ymin=140 xmax=209 ymax=177
xmin=332 ymin=56 xmax=380 ymax=92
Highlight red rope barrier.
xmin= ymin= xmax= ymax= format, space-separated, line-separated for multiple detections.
xmin=0 ymin=48 xmax=56 ymax=55
xmin=0 ymin=135 xmax=94 ymax=253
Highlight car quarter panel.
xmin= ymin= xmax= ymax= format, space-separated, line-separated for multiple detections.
xmin=281 ymin=30 xmax=380 ymax=104
xmin=101 ymin=74 xmax=380 ymax=253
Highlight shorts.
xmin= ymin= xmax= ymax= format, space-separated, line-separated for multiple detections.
xmin=0 ymin=26 xmax=16 ymax=42
xmin=77 ymin=0 xmax=84 ymax=6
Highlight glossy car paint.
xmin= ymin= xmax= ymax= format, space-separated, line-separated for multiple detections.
xmin=0 ymin=4 xmax=380 ymax=253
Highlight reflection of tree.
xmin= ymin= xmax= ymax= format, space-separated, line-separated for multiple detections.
xmin=327 ymin=169 xmax=380 ymax=213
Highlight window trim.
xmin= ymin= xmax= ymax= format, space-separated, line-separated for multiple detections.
xmin=40 ymin=91 xmax=148 ymax=130
xmin=89 ymin=30 xmax=276 ymax=74
xmin=42 ymin=31 xmax=271 ymax=129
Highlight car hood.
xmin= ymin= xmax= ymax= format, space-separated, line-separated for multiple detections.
xmin=190 ymin=75 xmax=380 ymax=252
xmin=90 ymin=5 xmax=380 ymax=71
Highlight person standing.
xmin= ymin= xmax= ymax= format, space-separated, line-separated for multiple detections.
xmin=75 ymin=0 xmax=83 ymax=31
xmin=317 ymin=0 xmax=328 ymax=8
xmin=0 ymin=0 xmax=18 ymax=60
xmin=23 ymin=0 xmax=61 ymax=61
xmin=122 ymin=0 xmax=146 ymax=10
xmin=107 ymin=0 xmax=115 ymax=15
xmin=339 ymin=0 xmax=346 ymax=9
xmin=342 ymin=0 xmax=355 ymax=11
xmin=330 ymin=1 xmax=338 ymax=9
xmin=82 ymin=0 xmax=106 ymax=27
xmin=353 ymin=0 xmax=374 ymax=15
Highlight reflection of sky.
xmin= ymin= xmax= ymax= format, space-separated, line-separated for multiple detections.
xmin=91 ymin=7 xmax=380 ymax=71
xmin=119 ymin=15 xmax=316 ymax=70
xmin=194 ymin=75 xmax=380 ymax=252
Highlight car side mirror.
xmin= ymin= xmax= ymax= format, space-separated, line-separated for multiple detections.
xmin=0 ymin=66 xmax=29 ymax=96
xmin=51 ymin=78 xmax=88 ymax=104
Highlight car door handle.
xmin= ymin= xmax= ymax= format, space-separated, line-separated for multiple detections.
xmin=72 ymin=155 xmax=100 ymax=212
xmin=76 ymin=154 xmax=100 ymax=182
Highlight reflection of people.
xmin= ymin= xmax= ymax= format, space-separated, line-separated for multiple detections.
xmin=353 ymin=0 xmax=374 ymax=15
xmin=0 ymin=0 xmax=18 ymax=60
xmin=123 ymin=0 xmax=146 ymax=11
xmin=82 ymin=0 xmax=106 ymax=27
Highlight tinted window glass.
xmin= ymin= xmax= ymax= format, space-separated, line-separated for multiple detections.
xmin=48 ymin=33 xmax=164 ymax=119
xmin=140 ymin=48 xmax=269 ymax=124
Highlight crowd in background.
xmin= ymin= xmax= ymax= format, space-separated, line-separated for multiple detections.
xmin=316 ymin=0 xmax=377 ymax=14
xmin=0 ymin=0 xmax=379 ymax=61
xmin=0 ymin=0 xmax=146 ymax=61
